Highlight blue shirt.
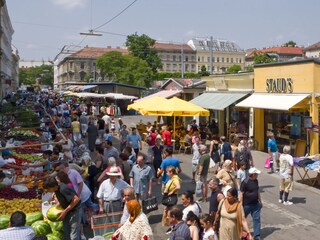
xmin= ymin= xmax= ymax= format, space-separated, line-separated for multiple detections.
xmin=268 ymin=138 xmax=278 ymax=153
xmin=160 ymin=157 xmax=180 ymax=184
xmin=129 ymin=164 xmax=153 ymax=194
xmin=128 ymin=133 xmax=141 ymax=149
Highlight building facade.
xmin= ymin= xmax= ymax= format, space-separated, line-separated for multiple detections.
xmin=303 ymin=41 xmax=320 ymax=58
xmin=56 ymin=47 xmax=128 ymax=90
xmin=0 ymin=0 xmax=14 ymax=98
xmin=154 ymin=42 xmax=197 ymax=73
xmin=187 ymin=38 xmax=246 ymax=73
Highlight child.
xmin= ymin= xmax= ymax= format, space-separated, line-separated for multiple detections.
xmin=104 ymin=129 xmax=112 ymax=142
xmin=236 ymin=161 xmax=247 ymax=190
xmin=200 ymin=214 xmax=218 ymax=240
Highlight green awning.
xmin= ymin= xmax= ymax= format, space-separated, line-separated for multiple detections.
xmin=190 ymin=92 xmax=249 ymax=110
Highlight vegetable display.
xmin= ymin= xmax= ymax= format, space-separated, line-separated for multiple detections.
xmin=31 ymin=220 xmax=52 ymax=235
xmin=46 ymin=206 xmax=64 ymax=222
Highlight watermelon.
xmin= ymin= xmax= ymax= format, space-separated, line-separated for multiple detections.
xmin=0 ymin=215 xmax=10 ymax=229
xmin=52 ymin=230 xmax=64 ymax=240
xmin=103 ymin=232 xmax=114 ymax=239
xmin=31 ymin=220 xmax=52 ymax=235
xmin=46 ymin=233 xmax=61 ymax=240
xmin=49 ymin=221 xmax=63 ymax=232
xmin=26 ymin=212 xmax=43 ymax=226
xmin=46 ymin=206 xmax=64 ymax=222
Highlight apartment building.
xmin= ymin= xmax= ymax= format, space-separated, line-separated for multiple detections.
xmin=153 ymin=42 xmax=197 ymax=73
xmin=56 ymin=47 xmax=128 ymax=89
xmin=187 ymin=38 xmax=245 ymax=73
xmin=303 ymin=41 xmax=320 ymax=58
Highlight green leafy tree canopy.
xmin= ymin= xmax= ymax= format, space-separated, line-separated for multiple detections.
xmin=19 ymin=64 xmax=53 ymax=86
xmin=96 ymin=51 xmax=153 ymax=87
xmin=253 ymin=52 xmax=275 ymax=64
xmin=284 ymin=40 xmax=297 ymax=47
xmin=198 ymin=65 xmax=210 ymax=76
xmin=227 ymin=64 xmax=242 ymax=73
xmin=125 ymin=33 xmax=163 ymax=73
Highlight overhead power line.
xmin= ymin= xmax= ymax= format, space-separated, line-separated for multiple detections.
xmin=93 ymin=0 xmax=138 ymax=30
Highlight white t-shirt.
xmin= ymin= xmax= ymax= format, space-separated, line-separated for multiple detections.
xmin=182 ymin=203 xmax=201 ymax=221
xmin=0 ymin=157 xmax=7 ymax=168
xmin=102 ymin=115 xmax=111 ymax=127
xmin=203 ymin=228 xmax=218 ymax=240
xmin=279 ymin=153 xmax=293 ymax=179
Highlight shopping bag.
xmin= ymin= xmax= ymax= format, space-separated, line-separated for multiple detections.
xmin=264 ymin=157 xmax=271 ymax=169
xmin=142 ymin=196 xmax=158 ymax=214
xmin=195 ymin=181 xmax=203 ymax=197
xmin=161 ymin=193 xmax=178 ymax=206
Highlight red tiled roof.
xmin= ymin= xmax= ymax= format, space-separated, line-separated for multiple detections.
xmin=246 ymin=46 xmax=303 ymax=58
xmin=303 ymin=41 xmax=320 ymax=52
xmin=70 ymin=47 xmax=128 ymax=59
xmin=153 ymin=42 xmax=194 ymax=53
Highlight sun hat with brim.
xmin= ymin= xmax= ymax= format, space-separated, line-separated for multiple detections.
xmin=224 ymin=159 xmax=232 ymax=166
xmin=249 ymin=167 xmax=261 ymax=175
xmin=107 ymin=166 xmax=121 ymax=176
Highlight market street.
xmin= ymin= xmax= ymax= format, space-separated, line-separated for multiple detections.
xmin=118 ymin=115 xmax=320 ymax=240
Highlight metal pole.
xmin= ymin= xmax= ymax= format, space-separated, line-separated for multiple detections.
xmin=181 ymin=44 xmax=184 ymax=78
xmin=209 ymin=36 xmax=213 ymax=74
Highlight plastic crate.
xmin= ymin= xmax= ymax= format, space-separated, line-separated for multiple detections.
xmin=91 ymin=212 xmax=123 ymax=237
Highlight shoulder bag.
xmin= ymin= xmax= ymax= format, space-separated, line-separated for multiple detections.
xmin=161 ymin=180 xmax=178 ymax=206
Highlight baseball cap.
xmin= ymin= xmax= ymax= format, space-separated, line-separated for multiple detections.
xmin=249 ymin=167 xmax=261 ymax=175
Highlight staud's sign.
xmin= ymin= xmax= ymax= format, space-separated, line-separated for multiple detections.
xmin=266 ymin=78 xmax=293 ymax=93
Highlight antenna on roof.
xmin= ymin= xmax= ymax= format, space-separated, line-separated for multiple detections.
xmin=80 ymin=29 xmax=102 ymax=36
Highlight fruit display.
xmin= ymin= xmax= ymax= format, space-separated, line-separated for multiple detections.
xmin=46 ymin=233 xmax=61 ymax=240
xmin=46 ymin=206 xmax=64 ymax=222
xmin=0 ymin=215 xmax=10 ymax=229
xmin=7 ymin=129 xmax=40 ymax=140
xmin=26 ymin=212 xmax=43 ymax=226
xmin=0 ymin=187 xmax=42 ymax=200
xmin=13 ymin=152 xmax=44 ymax=163
xmin=0 ymin=198 xmax=42 ymax=215
xmin=31 ymin=220 xmax=52 ymax=235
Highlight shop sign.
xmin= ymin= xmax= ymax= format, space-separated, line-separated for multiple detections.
xmin=214 ymin=79 xmax=227 ymax=90
xmin=266 ymin=78 xmax=293 ymax=93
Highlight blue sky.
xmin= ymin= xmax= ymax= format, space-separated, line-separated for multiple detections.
xmin=7 ymin=0 xmax=320 ymax=61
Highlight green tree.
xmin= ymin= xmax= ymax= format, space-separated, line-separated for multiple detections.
xmin=227 ymin=64 xmax=242 ymax=73
xmin=96 ymin=51 xmax=153 ymax=87
xmin=284 ymin=40 xmax=297 ymax=47
xmin=19 ymin=64 xmax=53 ymax=86
xmin=253 ymin=52 xmax=275 ymax=64
xmin=198 ymin=65 xmax=210 ymax=76
xmin=125 ymin=33 xmax=163 ymax=73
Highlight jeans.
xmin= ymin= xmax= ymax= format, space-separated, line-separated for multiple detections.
xmin=244 ymin=202 xmax=261 ymax=240
xmin=63 ymin=209 xmax=81 ymax=240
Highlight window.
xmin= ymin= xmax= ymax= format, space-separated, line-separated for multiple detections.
xmin=207 ymin=57 xmax=210 ymax=62
xmin=236 ymin=58 xmax=238 ymax=63
xmin=226 ymin=58 xmax=229 ymax=63
xmin=185 ymin=57 xmax=188 ymax=62
xmin=166 ymin=63 xmax=170 ymax=71
xmin=198 ymin=57 xmax=200 ymax=62
xmin=179 ymin=56 xmax=182 ymax=62
xmin=239 ymin=58 xmax=242 ymax=63
xmin=217 ymin=57 xmax=220 ymax=62
xmin=185 ymin=64 xmax=189 ymax=71
xmin=191 ymin=64 xmax=196 ymax=71
xmin=191 ymin=56 xmax=195 ymax=62
xmin=212 ymin=66 xmax=215 ymax=71
xmin=222 ymin=57 xmax=224 ymax=63
xmin=173 ymin=55 xmax=176 ymax=61
xmin=231 ymin=58 xmax=233 ymax=63
xmin=80 ymin=62 xmax=84 ymax=69
xmin=172 ymin=64 xmax=177 ymax=72
xmin=167 ymin=55 xmax=170 ymax=61
xmin=179 ymin=64 xmax=182 ymax=71
xmin=201 ymin=56 xmax=204 ymax=62
xmin=80 ymin=72 xmax=85 ymax=81
xmin=69 ymin=62 xmax=73 ymax=69
xmin=213 ymin=57 xmax=215 ymax=62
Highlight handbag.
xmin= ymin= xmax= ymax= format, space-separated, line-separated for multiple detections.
xmin=161 ymin=193 xmax=178 ymax=206
xmin=264 ymin=157 xmax=271 ymax=169
xmin=161 ymin=181 xmax=178 ymax=206
xmin=142 ymin=196 xmax=158 ymax=214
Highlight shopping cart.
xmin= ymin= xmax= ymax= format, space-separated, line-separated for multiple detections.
xmin=91 ymin=212 xmax=123 ymax=237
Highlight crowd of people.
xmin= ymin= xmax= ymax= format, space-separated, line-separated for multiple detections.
xmin=0 ymin=93 xmax=296 ymax=240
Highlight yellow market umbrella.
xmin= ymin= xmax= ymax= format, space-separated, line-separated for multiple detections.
xmin=143 ymin=97 xmax=209 ymax=117
xmin=142 ymin=97 xmax=209 ymax=141
xmin=127 ymin=96 xmax=168 ymax=113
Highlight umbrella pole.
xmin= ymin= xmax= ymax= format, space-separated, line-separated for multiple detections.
xmin=174 ymin=116 xmax=176 ymax=142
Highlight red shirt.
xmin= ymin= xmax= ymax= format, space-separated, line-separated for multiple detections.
xmin=162 ymin=130 xmax=172 ymax=146
xmin=148 ymin=133 xmax=157 ymax=146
